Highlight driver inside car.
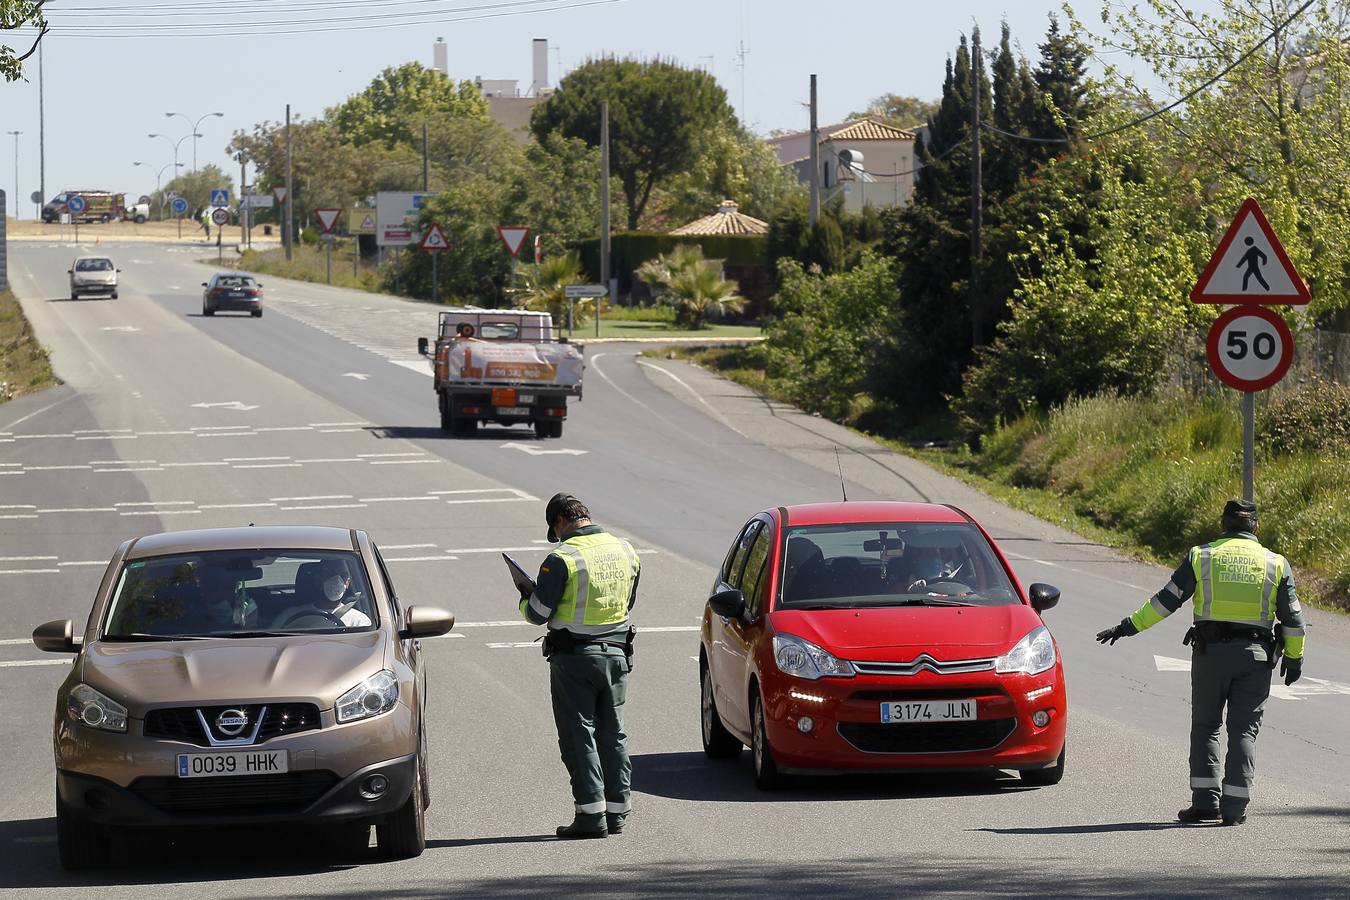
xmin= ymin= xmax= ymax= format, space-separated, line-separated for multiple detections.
xmin=272 ymin=558 xmax=372 ymax=628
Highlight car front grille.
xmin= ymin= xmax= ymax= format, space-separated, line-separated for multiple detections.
xmin=850 ymin=687 xmax=1007 ymax=702
xmin=837 ymin=718 xmax=1016 ymax=754
xmin=130 ymin=771 xmax=340 ymax=816
xmin=850 ymin=655 xmax=997 ymax=677
xmin=143 ymin=704 xmax=321 ymax=746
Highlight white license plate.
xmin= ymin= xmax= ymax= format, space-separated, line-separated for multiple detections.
xmin=497 ymin=406 xmax=530 ymax=416
xmin=517 ymin=394 xmax=535 ymax=404
xmin=879 ymin=699 xmax=976 ymax=724
xmin=177 ymin=750 xmax=288 ymax=778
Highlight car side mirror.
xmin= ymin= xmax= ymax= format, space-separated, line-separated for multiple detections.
xmin=708 ymin=587 xmax=745 ymax=619
xmin=201 ymin=282 xmax=209 ymax=287
xmin=400 ymin=606 xmax=454 ymax=639
xmin=256 ymin=283 xmax=263 ymax=288
xmin=1029 ymin=583 xmax=1060 ymax=613
xmin=33 ymin=619 xmax=81 ymax=653
xmin=417 ymin=337 xmax=429 ymax=356
xmin=116 ymin=269 xmax=122 ymax=273
xmin=67 ymin=269 xmax=73 ymax=274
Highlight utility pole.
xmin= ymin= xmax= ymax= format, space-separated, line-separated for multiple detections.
xmin=422 ymin=122 xmax=430 ymax=191
xmin=808 ymin=74 xmax=820 ymax=227
xmin=239 ymin=154 xmax=248 ymax=249
xmin=969 ymin=31 xmax=983 ymax=349
xmin=599 ymin=100 xmax=610 ymax=338
xmin=38 ymin=41 xmax=45 ymax=213
xmin=284 ymin=103 xmax=293 ymax=261
xmin=6 ymin=131 xmax=20 ymax=220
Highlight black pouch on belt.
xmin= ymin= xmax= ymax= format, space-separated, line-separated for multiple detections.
xmin=623 ymin=626 xmax=637 ymax=673
xmin=542 ymin=629 xmax=578 ymax=659
xmin=1183 ymin=625 xmax=1207 ymax=655
xmin=1267 ymin=623 xmax=1284 ymax=670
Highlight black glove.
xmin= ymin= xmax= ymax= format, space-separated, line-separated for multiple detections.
xmin=1280 ymin=655 xmax=1302 ymax=686
xmin=1095 ymin=617 xmax=1139 ymax=646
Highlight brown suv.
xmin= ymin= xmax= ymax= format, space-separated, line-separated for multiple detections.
xmin=31 ymin=525 xmax=454 ymax=869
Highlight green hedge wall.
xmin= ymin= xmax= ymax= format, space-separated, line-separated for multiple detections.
xmin=577 ymin=233 xmax=767 ymax=290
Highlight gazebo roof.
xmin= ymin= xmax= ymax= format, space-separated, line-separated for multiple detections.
xmin=670 ymin=200 xmax=769 ymax=236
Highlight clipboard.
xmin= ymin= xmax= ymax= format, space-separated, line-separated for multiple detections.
xmin=502 ymin=553 xmax=536 ymax=595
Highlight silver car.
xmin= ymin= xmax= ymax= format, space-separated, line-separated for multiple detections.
xmin=68 ymin=256 xmax=119 ymax=300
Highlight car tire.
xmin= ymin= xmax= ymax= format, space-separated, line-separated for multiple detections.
xmin=439 ymin=396 xmax=454 ymax=433
xmin=419 ymin=723 xmax=432 ymax=810
xmin=134 ymin=214 xmax=146 ymax=224
xmin=533 ymin=420 xmax=549 ymax=440
xmin=203 ymin=305 xmax=214 ymax=316
xmin=70 ymin=293 xmax=78 ymax=301
xmin=700 ymin=662 xmax=742 ymax=759
xmin=376 ymin=756 xmax=426 ymax=859
xmin=110 ymin=292 xmax=118 ymax=300
xmin=1020 ymin=744 xmax=1066 ymax=787
xmin=550 ymin=420 xmax=564 ymax=439
xmin=56 ymin=790 xmax=110 ymax=870
xmin=251 ymin=309 xmax=262 ymax=318
xmin=750 ymin=690 xmax=784 ymax=790
xmin=454 ymin=417 xmax=477 ymax=438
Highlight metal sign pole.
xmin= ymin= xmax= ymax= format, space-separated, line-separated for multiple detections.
xmin=326 ymin=241 xmax=332 ymax=284
xmin=568 ymin=297 xmax=575 ymax=336
xmin=1242 ymin=391 xmax=1256 ymax=503
xmin=217 ymin=230 xmax=222 ymax=264
xmin=431 ymin=253 xmax=439 ymax=304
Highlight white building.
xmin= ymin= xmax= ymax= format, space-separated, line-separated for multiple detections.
xmin=767 ymin=118 xmax=918 ymax=214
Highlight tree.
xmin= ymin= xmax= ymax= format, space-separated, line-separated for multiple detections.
xmin=639 ymin=244 xmax=743 ymax=329
xmin=657 ymin=124 xmax=804 ymax=226
xmin=846 ymin=93 xmax=939 ymax=129
xmin=530 ymin=57 xmax=737 ymax=229
xmin=1 ymin=0 xmax=46 ymax=82
xmin=329 ymin=62 xmax=488 ymax=146
xmin=521 ymin=251 xmax=588 ymax=326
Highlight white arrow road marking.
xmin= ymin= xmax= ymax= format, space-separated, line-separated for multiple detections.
xmin=501 ymin=442 xmax=588 ymax=456
xmin=342 ymin=373 xmax=370 ymax=381
xmin=191 ymin=401 xmax=259 ymax=411
xmin=1154 ymin=654 xmax=1350 ymax=701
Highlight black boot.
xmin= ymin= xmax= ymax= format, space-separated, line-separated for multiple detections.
xmin=556 ymin=819 xmax=607 ymax=840
xmin=606 ymin=813 xmax=626 ymax=835
xmin=1221 ymin=814 xmax=1247 ymax=826
xmin=1177 ymin=806 xmax=1221 ymax=824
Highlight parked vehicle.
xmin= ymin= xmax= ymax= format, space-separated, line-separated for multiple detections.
xmin=42 ymin=191 xmax=145 ymax=224
xmin=699 ymin=501 xmax=1067 ymax=789
xmin=417 ymin=308 xmax=584 ymax=439
xmin=31 ymin=525 xmax=455 ymax=869
xmin=202 ymin=272 xmax=263 ymax=317
xmin=68 ymin=256 xmax=120 ymax=300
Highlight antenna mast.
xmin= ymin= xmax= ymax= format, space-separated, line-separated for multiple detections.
xmin=735 ymin=2 xmax=750 ymax=124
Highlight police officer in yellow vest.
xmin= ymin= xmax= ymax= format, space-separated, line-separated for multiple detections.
xmin=520 ymin=493 xmax=639 ymax=839
xmin=1096 ymin=499 xmax=1305 ymax=825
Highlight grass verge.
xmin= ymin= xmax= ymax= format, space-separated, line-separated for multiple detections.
xmin=233 ymin=245 xmax=383 ymax=293
xmin=674 ymin=346 xmax=1348 ymax=614
xmin=0 ymin=289 xmax=60 ymax=403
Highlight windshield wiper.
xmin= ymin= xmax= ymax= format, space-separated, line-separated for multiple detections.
xmin=102 ymin=633 xmax=208 ymax=642
xmin=220 ymin=630 xmax=307 ymax=638
xmin=894 ymin=597 xmax=976 ymax=607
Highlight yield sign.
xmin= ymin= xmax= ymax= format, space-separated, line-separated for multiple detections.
xmin=314 ymin=208 xmax=343 ymax=234
xmin=497 ymin=226 xmax=530 ymax=258
xmin=1191 ymin=198 xmax=1310 ymax=305
xmin=420 ymin=223 xmax=450 ymax=251
xmin=272 ymin=186 xmax=289 ymax=205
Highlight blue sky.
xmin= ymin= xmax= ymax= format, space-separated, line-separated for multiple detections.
xmin=2 ymin=0 xmax=1167 ymax=216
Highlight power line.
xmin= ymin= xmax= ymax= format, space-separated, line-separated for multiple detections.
xmin=979 ymin=0 xmax=1317 ymax=146
xmin=51 ymin=0 xmax=554 ymax=21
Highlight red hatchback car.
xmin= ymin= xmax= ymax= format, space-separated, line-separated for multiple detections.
xmin=699 ymin=501 xmax=1067 ymax=789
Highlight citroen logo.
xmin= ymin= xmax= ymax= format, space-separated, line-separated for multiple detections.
xmin=215 ymin=709 xmax=249 ymax=736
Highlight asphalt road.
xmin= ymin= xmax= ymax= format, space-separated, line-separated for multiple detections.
xmin=1 ymin=239 xmax=1347 ymax=898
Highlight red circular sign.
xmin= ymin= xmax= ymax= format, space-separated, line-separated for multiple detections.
xmin=211 ymin=207 xmax=230 ymax=226
xmin=1206 ymin=306 xmax=1294 ymax=392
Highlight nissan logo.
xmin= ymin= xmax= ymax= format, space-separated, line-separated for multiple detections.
xmin=215 ymin=709 xmax=249 ymax=736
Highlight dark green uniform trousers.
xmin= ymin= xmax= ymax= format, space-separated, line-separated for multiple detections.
xmin=1190 ymin=640 xmax=1272 ymax=818
xmin=550 ymin=645 xmax=631 ymax=828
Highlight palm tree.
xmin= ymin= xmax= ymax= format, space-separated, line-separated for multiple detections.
xmin=519 ymin=251 xmax=591 ymax=327
xmin=639 ymin=244 xmax=743 ymax=329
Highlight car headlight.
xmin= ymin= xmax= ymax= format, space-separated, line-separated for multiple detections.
xmin=67 ymin=684 xmax=128 ymax=733
xmin=995 ymin=626 xmax=1057 ymax=676
xmin=772 ymin=633 xmax=854 ymax=680
xmin=336 ymin=669 xmax=399 ymax=723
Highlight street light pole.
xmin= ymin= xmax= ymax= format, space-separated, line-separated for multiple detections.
xmin=166 ymin=111 xmax=224 ymax=172
xmin=6 ymin=131 xmax=20 ymax=220
xmin=135 ymin=160 xmax=182 ymax=221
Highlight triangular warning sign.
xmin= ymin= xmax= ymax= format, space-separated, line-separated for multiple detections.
xmin=314 ymin=208 xmax=342 ymax=234
xmin=497 ymin=225 xmax=530 ymax=258
xmin=360 ymin=214 xmax=376 ymax=230
xmin=1191 ymin=198 xmax=1310 ymax=305
xmin=420 ymin=223 xmax=450 ymax=251
xmin=272 ymin=186 xmax=289 ymax=204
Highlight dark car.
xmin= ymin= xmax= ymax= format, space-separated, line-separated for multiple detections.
xmin=202 ymin=272 xmax=263 ymax=317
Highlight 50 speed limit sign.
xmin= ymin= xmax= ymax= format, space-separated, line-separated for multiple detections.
xmin=1206 ymin=306 xmax=1294 ymax=393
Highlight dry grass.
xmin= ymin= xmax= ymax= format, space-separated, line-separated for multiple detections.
xmin=0 ymin=290 xmax=60 ymax=403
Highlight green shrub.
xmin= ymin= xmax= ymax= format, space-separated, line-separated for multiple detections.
xmin=1258 ymin=379 xmax=1350 ymax=457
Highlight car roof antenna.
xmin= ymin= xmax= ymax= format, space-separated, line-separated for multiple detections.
xmin=834 ymin=447 xmax=848 ymax=502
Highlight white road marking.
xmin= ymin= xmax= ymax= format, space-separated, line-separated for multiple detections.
xmin=635 ymin=626 xmax=700 ymax=633
xmin=270 ymin=495 xmax=352 ymax=502
xmin=139 ymin=430 xmax=193 ymax=436
xmin=359 ymin=497 xmax=438 ymax=503
xmin=114 ymin=501 xmax=195 ymax=507
xmin=1004 ymin=550 xmax=1147 ymax=591
xmin=199 ymin=503 xmax=277 ymax=510
xmin=0 ymin=514 xmax=39 ymax=519
xmin=37 ymin=507 xmax=116 ymax=513
xmin=343 ymin=373 xmax=370 ymax=381
xmin=255 ymin=426 xmax=313 ymax=433
xmin=320 ymin=428 xmax=366 ymax=433
xmin=13 ymin=433 xmax=75 ymax=439
xmin=357 ymin=452 xmax=424 ymax=458
xmin=192 ymin=426 xmax=251 ymax=432
xmin=225 ymin=456 xmax=291 ymax=462
xmin=195 ymin=432 xmax=255 ymax=438
xmin=233 ymin=463 xmax=301 ymax=469
xmin=191 ymin=401 xmax=259 ymax=411
xmin=74 ymin=429 xmax=132 ymax=435
xmin=391 ymin=360 xmax=433 ymax=376
xmin=58 ymin=561 xmax=106 ymax=567
xmin=309 ymin=422 xmax=366 ymax=427
xmin=454 ymin=621 xmax=529 ymax=628
xmin=0 ymin=393 xmax=77 ymax=431
xmin=279 ymin=503 xmax=367 ymax=511
xmin=0 ymin=505 xmax=37 ymax=510
xmin=100 ymin=326 xmax=140 ymax=333
xmin=1154 ymin=655 xmax=1192 ymax=672
xmin=161 ymin=461 xmax=229 ymax=467
xmin=487 ymin=642 xmax=540 ymax=649
xmin=380 ymin=544 xmax=437 ymax=550
xmin=1154 ymin=655 xmax=1350 ymax=701
xmin=0 ymin=569 xmax=61 ymax=575
xmin=94 ymin=467 xmax=162 ymax=472
xmin=0 ymin=638 xmax=36 ymax=644
xmin=369 ymin=458 xmax=439 ymax=465
xmin=444 ymin=497 xmax=532 ymax=505
xmin=636 ymin=358 xmax=751 ymax=438
xmin=120 ymin=509 xmax=202 ymax=516
xmin=383 ymin=555 xmax=462 ymax=562
xmin=77 ymin=435 xmax=137 ymax=441
xmin=500 ymin=441 xmax=587 ymax=456
xmin=0 ymin=659 xmax=72 ymax=668
xmin=0 ymin=555 xmax=55 ymax=560
xmin=295 ymin=457 xmax=363 ymax=463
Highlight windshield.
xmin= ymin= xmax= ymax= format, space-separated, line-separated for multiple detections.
xmin=213 ymin=275 xmax=257 ymax=288
xmin=480 ymin=322 xmax=520 ymax=340
xmin=75 ymin=258 xmax=114 ymax=272
xmin=103 ymin=549 xmax=378 ymax=639
xmin=778 ymin=522 xmax=1019 ymax=609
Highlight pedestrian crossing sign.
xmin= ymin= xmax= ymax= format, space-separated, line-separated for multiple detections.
xmin=1191 ymin=197 xmax=1310 ymax=305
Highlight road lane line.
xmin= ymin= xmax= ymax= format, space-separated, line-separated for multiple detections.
xmin=37 ymin=507 xmax=116 ymax=513
xmin=0 ymin=505 xmax=38 ymax=510
xmin=356 ymin=452 xmax=425 ymax=458
xmin=444 ymin=497 xmax=531 ymax=505
xmin=383 ymin=556 xmax=462 ymax=562
xmin=0 ymin=638 xmax=37 ymax=644
xmin=76 ymin=435 xmax=138 ymax=441
xmin=13 ymin=433 xmax=75 ymax=439
xmin=139 ymin=430 xmax=193 ymax=436
xmin=160 ymin=462 xmax=229 ymax=468
xmin=199 ymin=503 xmax=277 ymax=510
xmin=380 ymin=544 xmax=437 ymax=550
xmin=370 ymin=459 xmax=440 ymax=465
xmin=308 ymin=422 xmax=367 ymax=427
xmin=279 ymin=503 xmax=367 ymax=511
xmin=0 ymin=393 xmax=77 ymax=431
xmin=255 ymin=426 xmax=314 ymax=432
xmin=295 ymin=458 xmax=363 ymax=463
xmin=196 ymin=432 xmax=255 ymax=438
xmin=0 ymin=569 xmax=61 ymax=575
xmin=1002 ymin=550 xmax=1146 ymax=591
xmin=120 ymin=510 xmax=202 ymax=516
xmin=233 ymin=463 xmax=302 ymax=469
xmin=635 ymin=626 xmax=700 ymax=632
xmin=636 ymin=358 xmax=751 ymax=438
xmin=455 ymin=621 xmax=530 ymax=628
xmin=58 ymin=561 xmax=106 ymax=567
xmin=1 ymin=555 xmax=55 ymax=560
xmin=486 ymin=642 xmax=539 ymax=649
xmin=224 ymin=456 xmax=292 ymax=462
xmin=0 ymin=514 xmax=39 ymax=519
xmin=91 ymin=460 xmax=157 ymax=465
xmin=26 ymin=465 xmax=92 ymax=471
xmin=94 ymin=467 xmax=163 ymax=473
xmin=73 ymin=429 xmax=132 ymax=435
xmin=114 ymin=501 xmax=195 ymax=507
xmin=429 ymin=489 xmax=521 ymax=495
xmin=0 ymin=659 xmax=71 ymax=668
xmin=359 ymin=497 xmax=438 ymax=503
xmin=192 ymin=426 xmax=252 ymax=431
xmin=270 ymin=495 xmax=352 ymax=502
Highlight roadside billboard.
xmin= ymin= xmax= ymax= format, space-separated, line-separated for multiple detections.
xmin=375 ymin=191 xmax=437 ymax=247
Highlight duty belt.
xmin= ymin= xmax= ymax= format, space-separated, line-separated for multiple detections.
xmin=1184 ymin=621 xmax=1274 ymax=658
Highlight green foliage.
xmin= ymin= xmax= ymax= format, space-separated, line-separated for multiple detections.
xmin=1258 ymin=379 xmax=1350 ymax=457
xmin=1 ymin=1 xmax=45 ymax=82
xmin=520 ymin=251 xmax=589 ymax=326
xmin=235 ymin=246 xmax=383 ymax=293
xmin=578 ymin=232 xmax=765 ymax=284
xmin=329 ymin=62 xmax=488 ymax=147
xmin=530 ymin=57 xmax=737 ymax=229
xmin=157 ymin=165 xmax=234 ymax=218
xmin=1 ymin=289 xmax=59 ymax=403
xmin=846 ymin=93 xmax=939 ymax=129
xmin=638 ymin=245 xmax=744 ymax=329
xmin=656 ymin=125 xmax=805 ymax=226
xmin=764 ymin=198 xmax=848 ymax=277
